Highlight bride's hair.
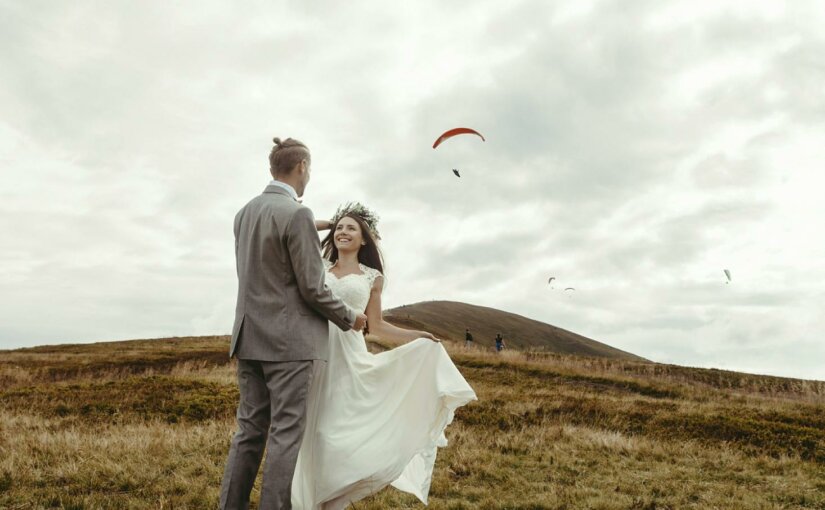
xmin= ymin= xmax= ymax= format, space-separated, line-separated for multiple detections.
xmin=269 ymin=137 xmax=310 ymax=177
xmin=322 ymin=213 xmax=384 ymax=275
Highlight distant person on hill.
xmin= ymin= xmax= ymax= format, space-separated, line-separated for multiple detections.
xmin=465 ymin=328 xmax=474 ymax=348
xmin=495 ymin=333 xmax=506 ymax=352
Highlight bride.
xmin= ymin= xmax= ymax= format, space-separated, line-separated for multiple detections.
xmin=290 ymin=202 xmax=477 ymax=509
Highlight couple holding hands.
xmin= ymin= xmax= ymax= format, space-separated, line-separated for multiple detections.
xmin=219 ymin=137 xmax=477 ymax=510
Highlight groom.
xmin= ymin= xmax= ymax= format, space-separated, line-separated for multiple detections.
xmin=220 ymin=137 xmax=367 ymax=510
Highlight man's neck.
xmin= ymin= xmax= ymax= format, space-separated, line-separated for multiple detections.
xmin=270 ymin=178 xmax=300 ymax=199
xmin=274 ymin=176 xmax=299 ymax=187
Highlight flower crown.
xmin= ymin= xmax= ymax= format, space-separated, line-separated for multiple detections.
xmin=331 ymin=202 xmax=380 ymax=239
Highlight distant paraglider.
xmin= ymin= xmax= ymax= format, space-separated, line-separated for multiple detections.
xmin=564 ymin=287 xmax=575 ymax=292
xmin=723 ymin=269 xmax=731 ymax=284
xmin=547 ymin=276 xmax=555 ymax=288
xmin=432 ymin=127 xmax=486 ymax=149
xmin=434 ymin=128 xmax=485 ymax=180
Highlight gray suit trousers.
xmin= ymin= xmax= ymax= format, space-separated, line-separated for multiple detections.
xmin=219 ymin=359 xmax=319 ymax=510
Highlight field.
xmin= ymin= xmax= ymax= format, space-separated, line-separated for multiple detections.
xmin=1 ymin=335 xmax=824 ymax=509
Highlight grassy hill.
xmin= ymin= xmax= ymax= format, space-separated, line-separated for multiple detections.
xmin=1 ymin=332 xmax=824 ymax=508
xmin=385 ymin=300 xmax=646 ymax=361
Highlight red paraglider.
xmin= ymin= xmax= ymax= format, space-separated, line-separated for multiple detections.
xmin=432 ymin=127 xmax=486 ymax=149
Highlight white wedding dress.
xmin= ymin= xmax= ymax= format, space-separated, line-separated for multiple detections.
xmin=291 ymin=261 xmax=477 ymax=509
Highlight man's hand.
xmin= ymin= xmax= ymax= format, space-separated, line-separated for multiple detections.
xmin=353 ymin=313 xmax=368 ymax=332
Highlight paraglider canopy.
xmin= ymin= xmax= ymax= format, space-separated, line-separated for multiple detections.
xmin=548 ymin=277 xmax=555 ymax=285
xmin=432 ymin=127 xmax=486 ymax=149
xmin=724 ymin=269 xmax=731 ymax=284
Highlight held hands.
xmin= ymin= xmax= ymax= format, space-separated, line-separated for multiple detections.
xmin=353 ymin=313 xmax=368 ymax=332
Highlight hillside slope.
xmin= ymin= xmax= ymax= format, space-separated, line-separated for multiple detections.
xmin=384 ymin=300 xmax=645 ymax=361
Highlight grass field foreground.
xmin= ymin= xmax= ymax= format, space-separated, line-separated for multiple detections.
xmin=1 ymin=335 xmax=824 ymax=509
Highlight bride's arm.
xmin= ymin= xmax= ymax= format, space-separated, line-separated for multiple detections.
xmin=364 ymin=277 xmax=440 ymax=343
xmin=315 ymin=219 xmax=332 ymax=231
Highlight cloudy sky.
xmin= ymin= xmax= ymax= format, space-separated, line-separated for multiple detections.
xmin=2 ymin=0 xmax=824 ymax=380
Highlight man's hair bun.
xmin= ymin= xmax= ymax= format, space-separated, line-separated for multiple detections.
xmin=269 ymin=136 xmax=310 ymax=177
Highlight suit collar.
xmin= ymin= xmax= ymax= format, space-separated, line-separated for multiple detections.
xmin=263 ymin=184 xmax=299 ymax=202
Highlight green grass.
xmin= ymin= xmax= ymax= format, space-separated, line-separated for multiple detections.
xmin=2 ymin=376 xmax=238 ymax=424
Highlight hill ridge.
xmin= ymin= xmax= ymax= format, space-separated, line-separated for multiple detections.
xmin=384 ymin=300 xmax=646 ymax=361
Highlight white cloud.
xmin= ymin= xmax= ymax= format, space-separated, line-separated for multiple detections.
xmin=1 ymin=0 xmax=824 ymax=380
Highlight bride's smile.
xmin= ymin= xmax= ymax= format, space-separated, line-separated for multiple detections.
xmin=333 ymin=217 xmax=363 ymax=251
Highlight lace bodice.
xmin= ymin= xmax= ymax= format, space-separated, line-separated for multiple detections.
xmin=323 ymin=259 xmax=382 ymax=313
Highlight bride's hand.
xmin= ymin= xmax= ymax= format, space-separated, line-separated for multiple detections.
xmin=419 ymin=331 xmax=441 ymax=343
xmin=314 ymin=219 xmax=333 ymax=231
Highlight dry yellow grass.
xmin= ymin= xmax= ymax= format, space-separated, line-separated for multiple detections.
xmin=1 ymin=335 xmax=824 ymax=509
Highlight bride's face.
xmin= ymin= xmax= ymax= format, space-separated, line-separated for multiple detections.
xmin=334 ymin=216 xmax=364 ymax=253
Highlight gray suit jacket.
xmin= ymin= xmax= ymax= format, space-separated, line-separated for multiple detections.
xmin=230 ymin=185 xmax=356 ymax=361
